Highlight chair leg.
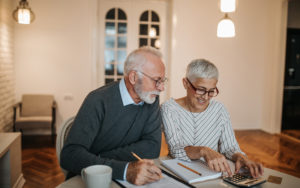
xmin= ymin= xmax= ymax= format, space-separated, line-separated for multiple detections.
xmin=51 ymin=122 xmax=55 ymax=145
xmin=13 ymin=116 xmax=16 ymax=132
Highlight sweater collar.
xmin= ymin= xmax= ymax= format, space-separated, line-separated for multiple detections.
xmin=119 ymin=79 xmax=144 ymax=106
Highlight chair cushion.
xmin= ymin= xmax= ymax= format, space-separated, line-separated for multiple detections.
xmin=16 ymin=116 xmax=52 ymax=122
xmin=15 ymin=116 xmax=52 ymax=129
xmin=21 ymin=94 xmax=54 ymax=117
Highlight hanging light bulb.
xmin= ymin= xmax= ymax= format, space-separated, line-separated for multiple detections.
xmin=149 ymin=27 xmax=157 ymax=38
xmin=12 ymin=0 xmax=35 ymax=24
xmin=220 ymin=0 xmax=236 ymax=13
xmin=217 ymin=14 xmax=235 ymax=38
xmin=154 ymin=39 xmax=161 ymax=48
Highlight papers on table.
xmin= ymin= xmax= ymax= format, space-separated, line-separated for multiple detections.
xmin=115 ymin=169 xmax=195 ymax=188
xmin=161 ymin=158 xmax=222 ymax=184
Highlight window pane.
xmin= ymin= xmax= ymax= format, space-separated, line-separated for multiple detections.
xmin=151 ymin=38 xmax=156 ymax=48
xmin=104 ymin=50 xmax=115 ymax=63
xmin=105 ymin=78 xmax=114 ymax=84
xmin=117 ymin=50 xmax=126 ymax=75
xmin=117 ymin=50 xmax=126 ymax=63
xmin=118 ymin=23 xmax=127 ymax=34
xmin=139 ymin=24 xmax=148 ymax=35
xmin=151 ymin=25 xmax=159 ymax=36
xmin=139 ymin=38 xmax=148 ymax=47
xmin=105 ymin=63 xmax=114 ymax=75
xmin=117 ymin=63 xmax=124 ymax=75
xmin=117 ymin=36 xmax=127 ymax=48
xmin=105 ymin=22 xmax=116 ymax=35
xmin=151 ymin=11 xmax=159 ymax=22
xmin=118 ymin=8 xmax=127 ymax=20
xmin=105 ymin=36 xmax=115 ymax=48
xmin=106 ymin=8 xmax=115 ymax=19
xmin=140 ymin=11 xmax=148 ymax=21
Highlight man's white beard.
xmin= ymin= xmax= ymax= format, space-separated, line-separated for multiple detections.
xmin=134 ymin=79 xmax=160 ymax=104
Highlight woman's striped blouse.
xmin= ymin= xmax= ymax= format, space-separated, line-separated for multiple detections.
xmin=161 ymin=98 xmax=244 ymax=161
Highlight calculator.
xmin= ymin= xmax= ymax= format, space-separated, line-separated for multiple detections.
xmin=223 ymin=174 xmax=266 ymax=187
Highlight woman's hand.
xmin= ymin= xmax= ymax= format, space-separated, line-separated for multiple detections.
xmin=233 ymin=153 xmax=264 ymax=178
xmin=185 ymin=146 xmax=232 ymax=176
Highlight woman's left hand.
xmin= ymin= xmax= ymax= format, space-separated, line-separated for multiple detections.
xmin=234 ymin=154 xmax=264 ymax=178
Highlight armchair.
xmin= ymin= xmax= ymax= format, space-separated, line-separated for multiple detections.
xmin=13 ymin=94 xmax=57 ymax=143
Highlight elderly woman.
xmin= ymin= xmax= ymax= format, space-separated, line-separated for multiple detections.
xmin=161 ymin=59 xmax=263 ymax=178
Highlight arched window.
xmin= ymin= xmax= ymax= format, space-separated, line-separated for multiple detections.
xmin=104 ymin=8 xmax=127 ymax=84
xmin=139 ymin=10 xmax=160 ymax=49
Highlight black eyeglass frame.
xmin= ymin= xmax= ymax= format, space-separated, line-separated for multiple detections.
xmin=186 ymin=78 xmax=219 ymax=97
xmin=136 ymin=70 xmax=167 ymax=88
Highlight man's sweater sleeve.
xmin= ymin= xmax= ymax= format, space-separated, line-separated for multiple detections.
xmin=60 ymin=92 xmax=127 ymax=180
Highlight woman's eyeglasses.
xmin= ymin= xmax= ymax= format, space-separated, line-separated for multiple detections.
xmin=186 ymin=78 xmax=219 ymax=97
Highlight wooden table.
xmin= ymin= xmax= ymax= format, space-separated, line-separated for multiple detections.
xmin=0 ymin=132 xmax=25 ymax=188
xmin=57 ymin=157 xmax=300 ymax=188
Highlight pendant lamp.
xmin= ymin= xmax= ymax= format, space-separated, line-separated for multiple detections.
xmin=220 ymin=0 xmax=236 ymax=13
xmin=217 ymin=14 xmax=235 ymax=38
xmin=13 ymin=0 xmax=35 ymax=24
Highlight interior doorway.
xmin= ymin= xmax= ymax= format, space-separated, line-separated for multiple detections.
xmin=282 ymin=29 xmax=300 ymax=131
xmin=281 ymin=0 xmax=300 ymax=138
xmin=96 ymin=0 xmax=170 ymax=102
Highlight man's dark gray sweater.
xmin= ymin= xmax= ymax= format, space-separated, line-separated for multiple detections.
xmin=60 ymin=82 xmax=162 ymax=180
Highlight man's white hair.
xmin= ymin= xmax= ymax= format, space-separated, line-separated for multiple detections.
xmin=124 ymin=46 xmax=162 ymax=75
xmin=186 ymin=59 xmax=219 ymax=82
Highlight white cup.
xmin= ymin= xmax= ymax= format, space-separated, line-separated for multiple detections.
xmin=81 ymin=165 xmax=112 ymax=188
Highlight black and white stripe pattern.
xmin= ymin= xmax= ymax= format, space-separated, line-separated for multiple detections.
xmin=161 ymin=98 xmax=244 ymax=161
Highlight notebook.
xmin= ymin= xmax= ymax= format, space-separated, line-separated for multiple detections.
xmin=161 ymin=159 xmax=222 ymax=184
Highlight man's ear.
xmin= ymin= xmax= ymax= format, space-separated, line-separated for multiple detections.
xmin=183 ymin=78 xmax=188 ymax=90
xmin=128 ymin=71 xmax=137 ymax=84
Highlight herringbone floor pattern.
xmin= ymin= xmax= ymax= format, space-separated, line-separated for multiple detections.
xmin=21 ymin=130 xmax=300 ymax=188
xmin=22 ymin=136 xmax=65 ymax=188
xmin=235 ymin=130 xmax=300 ymax=178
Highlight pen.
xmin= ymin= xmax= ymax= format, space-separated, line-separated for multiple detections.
xmin=131 ymin=152 xmax=163 ymax=178
xmin=178 ymin=162 xmax=202 ymax=176
xmin=131 ymin=152 xmax=143 ymax=161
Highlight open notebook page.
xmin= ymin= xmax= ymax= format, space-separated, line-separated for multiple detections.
xmin=161 ymin=158 xmax=222 ymax=184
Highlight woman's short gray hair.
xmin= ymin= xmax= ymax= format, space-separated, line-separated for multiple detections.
xmin=186 ymin=59 xmax=219 ymax=81
xmin=124 ymin=46 xmax=162 ymax=75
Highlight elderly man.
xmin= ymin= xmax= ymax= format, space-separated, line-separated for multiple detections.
xmin=60 ymin=46 xmax=166 ymax=185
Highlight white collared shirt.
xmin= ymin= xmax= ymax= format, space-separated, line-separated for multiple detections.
xmin=119 ymin=78 xmax=143 ymax=180
xmin=119 ymin=78 xmax=144 ymax=106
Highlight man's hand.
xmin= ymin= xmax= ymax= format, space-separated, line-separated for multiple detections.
xmin=126 ymin=159 xmax=162 ymax=185
xmin=234 ymin=154 xmax=264 ymax=178
xmin=201 ymin=147 xmax=232 ymax=176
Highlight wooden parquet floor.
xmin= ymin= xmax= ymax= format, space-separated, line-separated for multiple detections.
xmin=21 ymin=130 xmax=300 ymax=188
xmin=235 ymin=130 xmax=300 ymax=178
xmin=22 ymin=136 xmax=65 ymax=188
xmin=282 ymin=129 xmax=300 ymax=140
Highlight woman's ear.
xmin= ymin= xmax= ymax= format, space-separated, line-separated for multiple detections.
xmin=128 ymin=71 xmax=137 ymax=84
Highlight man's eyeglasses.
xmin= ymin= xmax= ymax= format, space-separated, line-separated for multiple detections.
xmin=136 ymin=71 xmax=167 ymax=88
xmin=186 ymin=78 xmax=219 ymax=97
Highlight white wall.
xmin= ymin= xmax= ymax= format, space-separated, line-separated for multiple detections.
xmin=168 ymin=0 xmax=287 ymax=131
xmin=14 ymin=0 xmax=97 ymax=133
xmin=14 ymin=0 xmax=287 ymax=133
